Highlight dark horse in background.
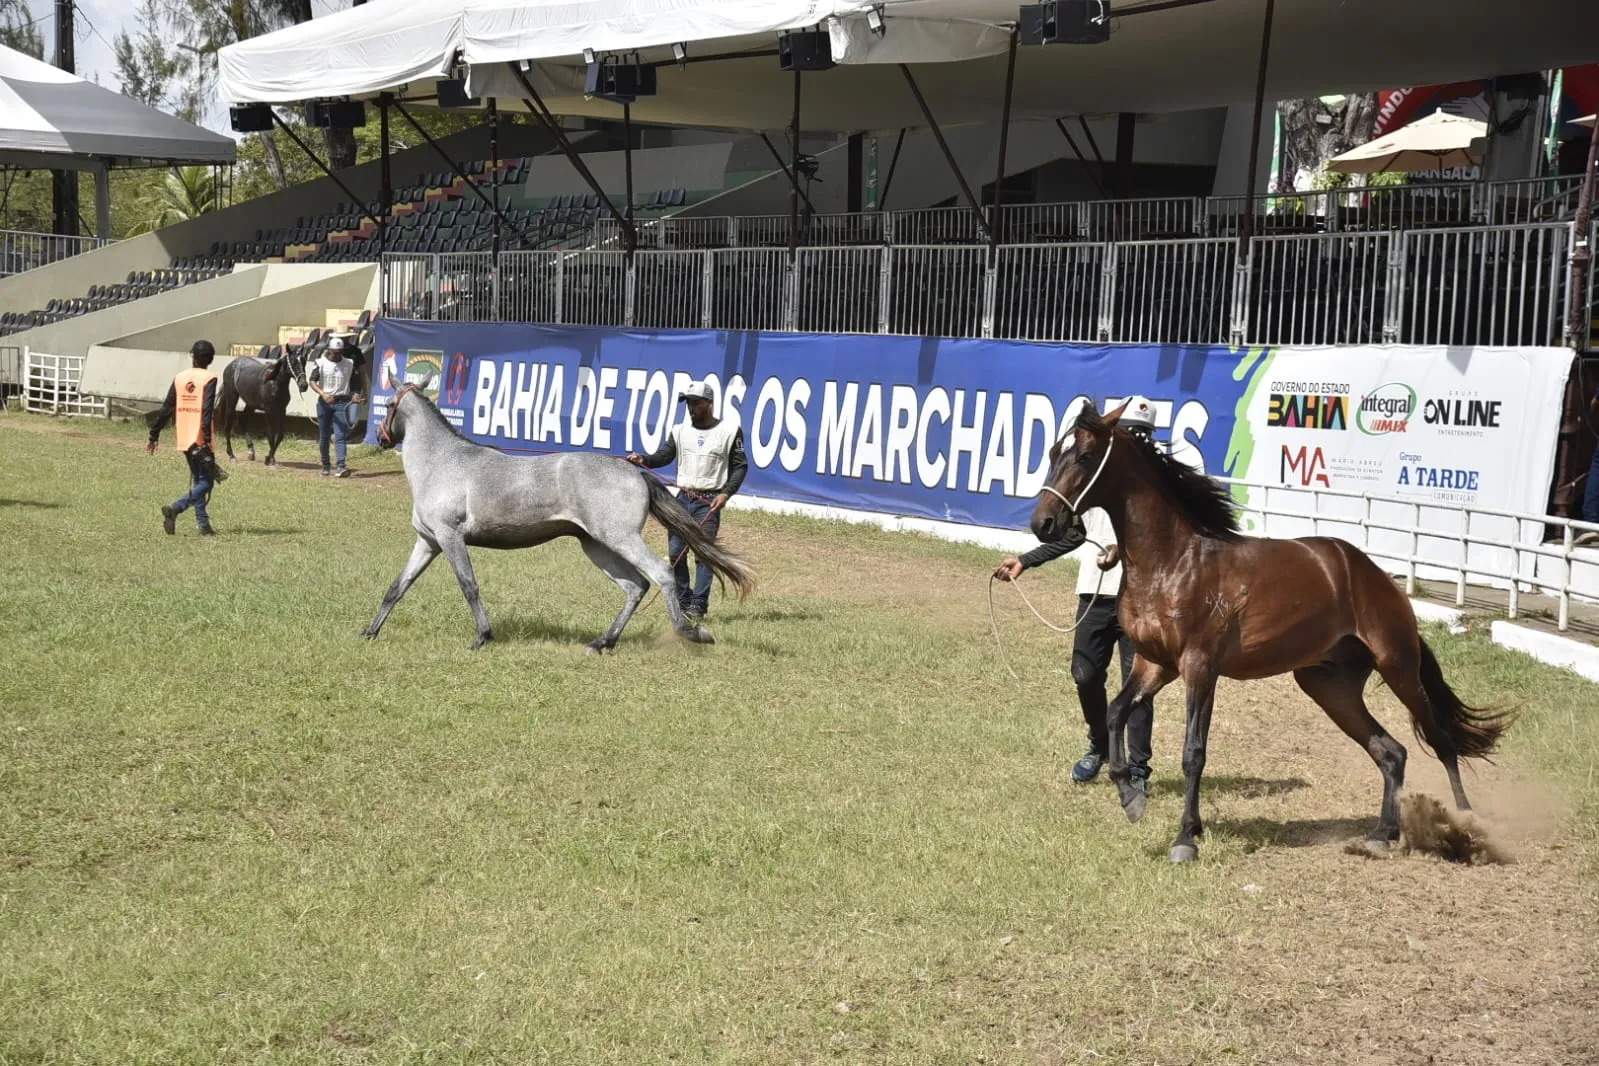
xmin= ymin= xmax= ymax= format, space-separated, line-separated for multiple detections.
xmin=1031 ymin=403 xmax=1508 ymax=864
xmin=218 ymin=346 xmax=309 ymax=466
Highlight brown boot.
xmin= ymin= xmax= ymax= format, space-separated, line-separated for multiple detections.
xmin=161 ymin=505 xmax=177 ymax=535
xmin=198 ymin=525 xmax=216 ymax=536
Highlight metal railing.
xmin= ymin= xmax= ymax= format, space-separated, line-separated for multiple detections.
xmin=22 ymin=351 xmax=106 ymax=416
xmin=0 ymin=229 xmax=113 ymax=279
xmin=380 ymin=216 xmax=1595 ymax=348
xmin=1221 ymin=475 xmax=1599 ymax=632
xmin=1395 ymin=223 xmax=1569 ymax=346
xmin=1248 ymin=231 xmax=1390 ymax=346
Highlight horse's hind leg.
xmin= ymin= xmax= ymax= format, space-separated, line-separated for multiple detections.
xmin=241 ymin=409 xmax=256 ymax=462
xmin=361 ymin=535 xmax=440 ymax=640
xmin=578 ymin=535 xmax=649 ymax=653
xmin=605 ymin=531 xmax=710 ymax=644
xmin=1293 ymin=637 xmax=1406 ymax=850
xmin=264 ymin=411 xmax=282 ymax=466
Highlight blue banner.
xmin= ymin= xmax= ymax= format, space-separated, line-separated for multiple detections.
xmin=367 ymin=321 xmax=1270 ymax=529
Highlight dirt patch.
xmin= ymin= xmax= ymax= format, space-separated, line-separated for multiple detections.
xmin=1398 ymin=793 xmax=1514 ymax=865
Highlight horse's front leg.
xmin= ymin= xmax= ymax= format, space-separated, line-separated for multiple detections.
xmin=362 ymin=536 xmax=440 ymax=639
xmin=1106 ymin=654 xmax=1175 ymax=823
xmin=435 ymin=533 xmax=494 ymax=650
xmin=241 ymin=409 xmax=256 ymax=462
xmin=264 ymin=409 xmax=283 ymax=466
xmin=1170 ymin=659 xmax=1220 ymax=864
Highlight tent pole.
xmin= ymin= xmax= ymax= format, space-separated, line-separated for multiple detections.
xmin=92 ymin=163 xmax=110 ymax=240
xmin=271 ymin=114 xmax=388 ymax=231
xmin=988 ymin=27 xmax=1019 ymax=255
xmin=1566 ymin=120 xmax=1598 ymax=350
xmin=623 ymin=101 xmax=634 ymax=222
xmin=1076 ymin=117 xmax=1113 ymax=195
xmin=378 ymin=94 xmax=392 ymax=260
xmin=900 ymin=64 xmax=987 ymax=239
xmin=511 ymin=64 xmax=635 ymax=255
xmin=789 ymin=69 xmax=802 ymax=258
xmin=489 ymin=97 xmax=501 ymax=259
xmin=1054 ymin=117 xmax=1108 ymax=198
xmin=392 ymin=100 xmax=538 ymax=248
xmin=1240 ymin=0 xmax=1276 ymax=251
xmin=879 ymin=128 xmax=907 ymax=211
xmin=758 ymin=133 xmax=819 ymax=216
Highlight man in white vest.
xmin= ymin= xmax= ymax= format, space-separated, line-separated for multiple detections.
xmin=628 ymin=380 xmax=748 ymax=623
xmin=992 ymin=395 xmax=1164 ymax=795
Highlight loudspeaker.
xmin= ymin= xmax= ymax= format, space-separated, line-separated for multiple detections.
xmin=1017 ymin=4 xmax=1047 ymax=46
xmin=435 ymin=79 xmax=480 ymax=109
xmin=584 ymin=60 xmax=658 ymax=102
xmin=309 ymin=99 xmax=367 ymax=129
xmin=229 ymin=103 xmax=274 ymax=133
xmin=778 ymin=31 xmax=834 ymax=72
xmin=1047 ymin=0 xmax=1111 ymax=44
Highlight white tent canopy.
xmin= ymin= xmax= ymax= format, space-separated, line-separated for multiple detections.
xmin=0 ymin=44 xmax=236 ymax=168
xmin=217 ymin=0 xmax=1599 ymax=133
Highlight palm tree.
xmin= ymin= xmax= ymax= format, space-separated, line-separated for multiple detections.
xmin=134 ymin=166 xmax=220 ymax=233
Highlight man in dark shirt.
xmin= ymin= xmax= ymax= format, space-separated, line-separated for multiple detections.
xmin=627 ymin=381 xmax=748 ymax=622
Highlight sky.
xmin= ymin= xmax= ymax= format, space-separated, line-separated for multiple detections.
xmin=22 ymin=0 xmax=346 ymax=131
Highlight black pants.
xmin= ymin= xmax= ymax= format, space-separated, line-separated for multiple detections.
xmin=1071 ymin=594 xmax=1153 ymax=774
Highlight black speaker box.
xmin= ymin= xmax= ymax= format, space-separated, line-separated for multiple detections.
xmin=1017 ymin=4 xmax=1047 ymax=46
xmin=435 ymin=79 xmax=480 ymax=109
xmin=310 ymin=99 xmax=367 ymax=129
xmin=778 ymin=31 xmax=834 ymax=72
xmin=229 ymin=103 xmax=274 ymax=133
xmin=1048 ymin=0 xmax=1111 ymax=44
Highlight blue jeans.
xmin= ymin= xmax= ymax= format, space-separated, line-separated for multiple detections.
xmin=1585 ymin=441 xmax=1599 ymax=524
xmin=170 ymin=448 xmax=213 ymax=528
xmin=668 ymin=493 xmax=722 ymax=615
xmin=318 ymin=398 xmax=352 ymax=470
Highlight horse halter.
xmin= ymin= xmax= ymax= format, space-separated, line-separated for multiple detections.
xmin=1040 ymin=434 xmax=1115 ymax=517
xmin=379 ymin=383 xmax=423 ymax=446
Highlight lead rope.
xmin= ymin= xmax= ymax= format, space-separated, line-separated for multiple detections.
xmin=986 ymin=538 xmax=1109 ymax=682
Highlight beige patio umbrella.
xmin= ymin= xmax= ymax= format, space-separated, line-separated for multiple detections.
xmin=1575 ymin=114 xmax=1595 ymax=129
xmin=1326 ymin=109 xmax=1488 ymax=174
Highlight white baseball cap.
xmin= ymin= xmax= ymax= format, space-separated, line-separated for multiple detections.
xmin=327 ymin=336 xmax=345 ymax=351
xmin=679 ymin=380 xmax=714 ymax=402
xmin=1120 ymin=395 xmax=1157 ymax=432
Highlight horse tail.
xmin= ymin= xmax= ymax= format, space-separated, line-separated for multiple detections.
xmin=643 ymin=475 xmax=756 ymax=601
xmin=1413 ymin=637 xmax=1510 ymax=761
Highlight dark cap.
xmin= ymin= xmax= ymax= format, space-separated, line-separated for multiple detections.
xmin=191 ymin=339 xmax=216 ymax=358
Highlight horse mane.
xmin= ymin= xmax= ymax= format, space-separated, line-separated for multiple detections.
xmin=1076 ymin=406 xmax=1242 ymax=540
xmin=403 ymin=387 xmax=474 ymax=445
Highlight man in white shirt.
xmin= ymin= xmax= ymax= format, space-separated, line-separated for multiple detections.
xmin=993 ymin=396 xmax=1164 ymax=794
xmin=309 ymin=335 xmax=365 ymax=477
xmin=628 ymin=380 xmax=748 ymax=623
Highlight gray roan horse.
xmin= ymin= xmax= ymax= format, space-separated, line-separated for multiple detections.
xmin=218 ymin=347 xmax=309 ymax=466
xmin=363 ymin=384 xmax=756 ymax=651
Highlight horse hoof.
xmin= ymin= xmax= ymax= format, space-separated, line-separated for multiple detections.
xmin=1361 ymin=838 xmax=1392 ymax=858
xmin=585 ymin=640 xmax=611 ymax=656
xmin=246 ymin=453 xmax=256 ymax=462
xmin=1123 ymin=791 xmax=1148 ymax=824
xmin=469 ymin=633 xmax=493 ymax=651
xmin=1169 ymin=844 xmax=1199 ymax=864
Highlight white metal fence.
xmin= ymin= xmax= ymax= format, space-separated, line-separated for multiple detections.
xmin=381 ymin=216 xmax=1594 ymax=348
xmin=22 ymin=351 xmax=106 ymax=416
xmin=0 ymin=229 xmax=112 ymax=279
xmin=1221 ymin=476 xmax=1599 ymax=633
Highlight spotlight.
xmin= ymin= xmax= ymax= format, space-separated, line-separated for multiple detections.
xmin=866 ymin=5 xmax=885 ymax=36
xmin=583 ymin=47 xmax=595 ymax=64
xmin=672 ymin=41 xmax=687 ymax=64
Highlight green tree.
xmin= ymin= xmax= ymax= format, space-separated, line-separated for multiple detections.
xmin=133 ymin=166 xmax=220 ymax=233
xmin=114 ymin=0 xmax=195 ymax=118
xmin=0 ymin=0 xmax=43 ymax=58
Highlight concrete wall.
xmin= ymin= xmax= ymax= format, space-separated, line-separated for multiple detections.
xmin=1210 ymin=101 xmax=1277 ymax=197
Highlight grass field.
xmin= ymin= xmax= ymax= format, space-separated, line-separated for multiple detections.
xmin=1 ymin=414 xmax=1596 ymax=1065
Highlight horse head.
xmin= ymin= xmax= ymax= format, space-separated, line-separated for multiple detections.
xmin=1031 ymin=400 xmax=1129 ymax=542
xmin=284 ymin=345 xmax=310 ymax=394
xmin=376 ymin=383 xmax=424 ymax=449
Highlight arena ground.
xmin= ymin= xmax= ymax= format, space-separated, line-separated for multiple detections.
xmin=0 ymin=415 xmax=1594 ymax=1065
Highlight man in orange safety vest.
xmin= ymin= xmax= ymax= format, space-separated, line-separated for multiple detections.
xmin=147 ymin=340 xmax=223 ymax=535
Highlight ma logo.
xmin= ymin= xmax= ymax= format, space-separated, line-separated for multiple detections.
xmin=1280 ymin=444 xmax=1330 ymax=488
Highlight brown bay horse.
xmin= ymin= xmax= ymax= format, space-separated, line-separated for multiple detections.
xmin=1030 ymin=403 xmax=1507 ymax=863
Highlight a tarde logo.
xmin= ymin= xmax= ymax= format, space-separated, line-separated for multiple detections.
xmin=1356 ymin=382 xmax=1416 ymax=435
xmin=1397 ymin=459 xmax=1481 ymax=493
xmin=1280 ymin=444 xmax=1330 ymax=487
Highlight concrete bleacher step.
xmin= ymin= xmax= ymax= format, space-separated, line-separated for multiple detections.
xmin=324 ymin=309 xmax=365 ymax=331
xmin=277 ymin=325 xmax=325 ymax=347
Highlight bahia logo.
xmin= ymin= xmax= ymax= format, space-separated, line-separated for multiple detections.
xmin=1356 ymin=382 xmax=1416 ymax=435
